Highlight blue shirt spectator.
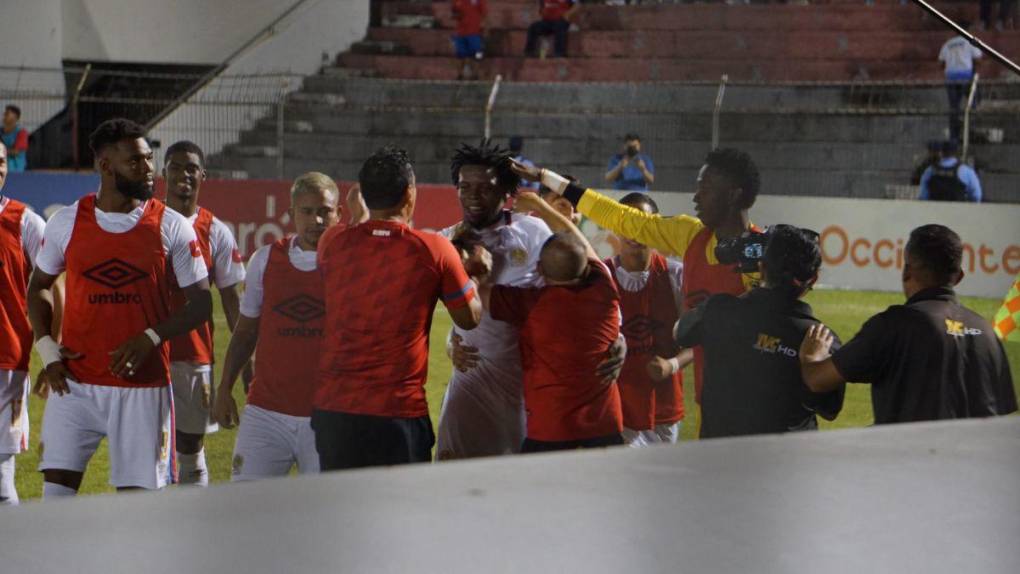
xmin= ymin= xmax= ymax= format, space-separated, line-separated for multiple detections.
xmin=605 ymin=134 xmax=654 ymax=191
xmin=919 ymin=157 xmax=982 ymax=203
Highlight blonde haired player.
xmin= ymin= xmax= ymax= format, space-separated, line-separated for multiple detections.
xmin=213 ymin=172 xmax=342 ymax=480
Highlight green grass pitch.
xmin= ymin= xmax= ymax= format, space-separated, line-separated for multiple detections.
xmin=13 ymin=289 xmax=1020 ymax=499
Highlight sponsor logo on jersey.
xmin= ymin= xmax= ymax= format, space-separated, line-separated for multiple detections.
xmin=188 ymin=240 xmax=201 ymax=258
xmin=231 ymin=248 xmax=242 ymax=263
xmin=83 ymin=258 xmax=147 ymax=304
xmin=510 ymin=248 xmax=528 ymax=267
xmin=272 ymin=294 xmax=325 ymax=323
xmin=753 ymin=332 xmax=797 ymax=357
xmin=945 ymin=319 xmax=982 ymax=337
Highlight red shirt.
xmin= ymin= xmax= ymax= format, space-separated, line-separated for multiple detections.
xmin=314 ymin=220 xmax=475 ymax=418
xmin=490 ymin=259 xmax=622 ymax=442
xmin=0 ymin=199 xmax=32 ymax=371
xmin=249 ymin=238 xmax=324 ymax=417
xmin=541 ymin=0 xmax=574 ymax=21
xmin=168 ymin=207 xmax=215 ymax=364
xmin=608 ymin=253 xmax=683 ymax=431
xmin=62 ymin=195 xmax=172 ymax=388
xmin=453 ymin=0 xmax=487 ymax=36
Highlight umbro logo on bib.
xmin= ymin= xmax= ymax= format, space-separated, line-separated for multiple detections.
xmin=83 ymin=258 xmax=148 ymax=289
xmin=273 ymin=294 xmax=326 ymax=323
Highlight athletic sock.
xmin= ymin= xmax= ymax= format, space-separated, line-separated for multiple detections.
xmin=42 ymin=481 xmax=77 ymax=499
xmin=0 ymin=455 xmax=17 ymax=505
xmin=177 ymin=449 xmax=209 ymax=486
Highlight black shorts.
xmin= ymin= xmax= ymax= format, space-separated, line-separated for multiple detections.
xmin=520 ymin=433 xmax=624 ymax=453
xmin=311 ymin=410 xmax=435 ymax=471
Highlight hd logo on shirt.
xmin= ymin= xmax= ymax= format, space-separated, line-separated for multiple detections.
xmin=945 ymin=319 xmax=982 ymax=337
xmin=753 ymin=332 xmax=797 ymax=357
xmin=83 ymin=258 xmax=146 ymax=304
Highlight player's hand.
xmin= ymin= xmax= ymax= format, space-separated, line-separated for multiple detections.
xmin=512 ymin=190 xmax=545 ymax=214
xmin=345 ymin=183 xmax=368 ymax=226
xmin=464 ymin=244 xmax=493 ymax=284
xmin=450 ymin=333 xmax=481 ymax=373
xmin=646 ymin=356 xmax=674 ymax=382
xmin=509 ymin=158 xmax=542 ymax=182
xmin=597 ymin=334 xmax=627 ymax=385
xmin=800 ymin=323 xmax=835 ymax=364
xmin=241 ymin=361 xmax=255 ymax=395
xmin=212 ymin=385 xmax=240 ymax=429
xmin=108 ymin=333 xmax=156 ymax=379
xmin=33 ymin=346 xmax=82 ymax=398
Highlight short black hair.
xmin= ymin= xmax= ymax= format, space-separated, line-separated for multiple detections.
xmin=941 ymin=139 xmax=960 ymax=155
xmin=624 ymin=133 xmax=640 ymax=142
xmin=705 ymin=147 xmax=761 ymax=210
xmin=906 ymin=224 xmax=963 ymax=286
xmin=763 ymin=225 xmax=821 ymax=296
xmin=359 ymin=145 xmax=415 ymax=210
xmin=450 ymin=139 xmax=519 ymax=193
xmin=619 ymin=192 xmax=659 ymax=214
xmin=4 ymin=105 xmax=21 ymax=119
xmin=508 ymin=136 xmax=523 ymax=153
xmin=88 ymin=118 xmax=147 ymax=157
xmin=164 ymin=140 xmax=205 ymax=166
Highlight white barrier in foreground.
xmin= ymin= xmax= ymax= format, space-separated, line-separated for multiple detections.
xmin=584 ymin=192 xmax=1020 ymax=299
xmin=1 ymin=418 xmax=1017 ymax=573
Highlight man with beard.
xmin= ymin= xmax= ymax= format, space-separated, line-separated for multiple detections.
xmin=435 ymin=141 xmax=553 ymax=460
xmin=27 ymin=119 xmax=212 ymax=496
xmin=161 ymin=140 xmax=246 ymax=486
xmin=0 ymin=144 xmax=46 ymax=504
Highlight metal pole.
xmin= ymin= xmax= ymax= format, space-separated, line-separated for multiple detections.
xmin=484 ymin=74 xmax=502 ymax=140
xmin=712 ymin=74 xmax=728 ymax=151
xmin=71 ymin=63 xmax=92 ymax=171
xmin=276 ymin=86 xmax=286 ymax=180
xmin=962 ymin=73 xmax=979 ymax=160
xmin=909 ymin=0 xmax=1020 ymax=76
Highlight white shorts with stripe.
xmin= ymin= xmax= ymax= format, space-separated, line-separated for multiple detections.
xmin=230 ymin=404 xmax=318 ymax=481
xmin=0 ymin=370 xmax=29 ymax=455
xmin=39 ymin=380 xmax=175 ymax=489
xmin=170 ymin=361 xmax=218 ymax=435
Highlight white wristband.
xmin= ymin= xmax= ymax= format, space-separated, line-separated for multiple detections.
xmin=36 ymin=336 xmax=62 ymax=367
xmin=144 ymin=328 xmax=162 ymax=346
xmin=668 ymin=357 xmax=681 ymax=375
xmin=540 ymin=169 xmax=570 ymax=195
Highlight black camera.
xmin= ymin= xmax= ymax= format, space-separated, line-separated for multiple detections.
xmin=714 ymin=229 xmax=771 ymax=273
xmin=625 ymin=145 xmax=638 ymax=158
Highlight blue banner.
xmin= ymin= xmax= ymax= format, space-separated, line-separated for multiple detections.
xmin=2 ymin=172 xmax=100 ymax=219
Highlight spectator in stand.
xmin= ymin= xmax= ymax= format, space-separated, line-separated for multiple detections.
xmin=980 ymin=0 xmax=1015 ymax=31
xmin=938 ymin=22 xmax=982 ymax=141
xmin=451 ymin=0 xmax=487 ymax=80
xmin=910 ymin=140 xmax=942 ymax=186
xmin=509 ymin=136 xmax=540 ymax=190
xmin=1 ymin=106 xmax=29 ymax=173
xmin=524 ymin=0 xmax=580 ymax=59
xmin=919 ymin=140 xmax=981 ymax=203
xmin=605 ymin=134 xmax=654 ymax=192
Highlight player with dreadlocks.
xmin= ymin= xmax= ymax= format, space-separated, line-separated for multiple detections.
xmin=435 ymin=140 xmax=553 ymax=460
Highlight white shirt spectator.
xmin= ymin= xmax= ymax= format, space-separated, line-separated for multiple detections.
xmin=939 ymin=36 xmax=982 ymax=78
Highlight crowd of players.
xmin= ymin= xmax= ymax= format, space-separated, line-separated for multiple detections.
xmin=0 ymin=117 xmax=1015 ymax=503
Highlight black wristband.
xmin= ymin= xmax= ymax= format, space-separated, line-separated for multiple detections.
xmin=563 ymin=183 xmax=586 ymax=207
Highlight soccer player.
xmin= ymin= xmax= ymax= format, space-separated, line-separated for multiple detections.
xmin=0 ymin=144 xmax=45 ymax=504
xmin=162 ymin=140 xmax=246 ymax=486
xmin=521 ymin=149 xmax=762 ymax=434
xmin=434 ymin=141 xmax=552 ymax=460
xmin=313 ymin=146 xmax=484 ymax=470
xmin=606 ymin=193 xmax=693 ymax=446
xmin=212 ymin=173 xmax=341 ymax=480
xmin=27 ymin=118 xmax=211 ymax=496
xmin=481 ymin=189 xmax=624 ymax=453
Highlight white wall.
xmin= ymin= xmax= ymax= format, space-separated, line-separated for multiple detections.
xmin=585 ymin=191 xmax=1020 ymax=299
xmin=0 ymin=0 xmax=66 ymax=130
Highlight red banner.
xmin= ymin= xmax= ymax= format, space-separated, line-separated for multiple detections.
xmin=158 ymin=179 xmax=463 ymax=257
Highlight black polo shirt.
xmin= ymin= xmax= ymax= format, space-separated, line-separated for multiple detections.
xmin=675 ymin=287 xmax=845 ymax=439
xmin=832 ymin=287 xmax=1017 ymax=424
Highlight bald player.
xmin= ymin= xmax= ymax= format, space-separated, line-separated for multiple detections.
xmin=0 ymin=144 xmax=45 ymax=504
xmin=213 ymin=172 xmax=342 ymax=480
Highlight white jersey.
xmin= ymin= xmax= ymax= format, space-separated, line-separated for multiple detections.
xmin=188 ymin=208 xmax=245 ymax=289
xmin=36 ymin=199 xmax=208 ymax=288
xmin=240 ymin=236 xmax=317 ymax=318
xmin=0 ymin=196 xmax=45 ymax=268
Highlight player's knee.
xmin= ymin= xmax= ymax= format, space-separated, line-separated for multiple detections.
xmin=42 ymin=468 xmax=84 ymax=490
xmin=176 ymin=431 xmax=204 ymax=454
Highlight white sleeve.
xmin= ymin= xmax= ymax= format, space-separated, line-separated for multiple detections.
xmin=20 ymin=209 xmax=47 ymax=268
xmin=163 ymin=211 xmax=208 ymax=288
xmin=34 ymin=204 xmax=77 ymax=276
xmin=519 ymin=216 xmax=553 ymax=287
xmin=666 ymin=257 xmax=683 ymax=293
xmin=938 ymin=43 xmax=947 ymax=62
xmin=210 ymin=217 xmax=245 ymax=289
xmin=239 ymin=245 xmax=271 ymax=318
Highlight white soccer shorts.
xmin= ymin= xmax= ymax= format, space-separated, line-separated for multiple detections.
xmin=39 ymin=380 xmax=174 ymax=489
xmin=622 ymin=422 xmax=682 ymax=447
xmin=170 ymin=361 xmax=219 ymax=435
xmin=231 ymin=404 xmax=319 ymax=481
xmin=435 ymin=371 xmax=526 ymax=460
xmin=0 ymin=370 xmax=29 ymax=455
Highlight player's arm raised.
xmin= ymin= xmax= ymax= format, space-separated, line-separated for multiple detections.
xmin=511 ymin=184 xmax=599 ymax=261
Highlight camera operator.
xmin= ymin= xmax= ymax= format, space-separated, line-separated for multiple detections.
xmin=604 ymin=134 xmax=654 ymax=192
xmin=800 ymin=224 xmax=1016 ymax=423
xmin=673 ymin=225 xmax=845 ymax=439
